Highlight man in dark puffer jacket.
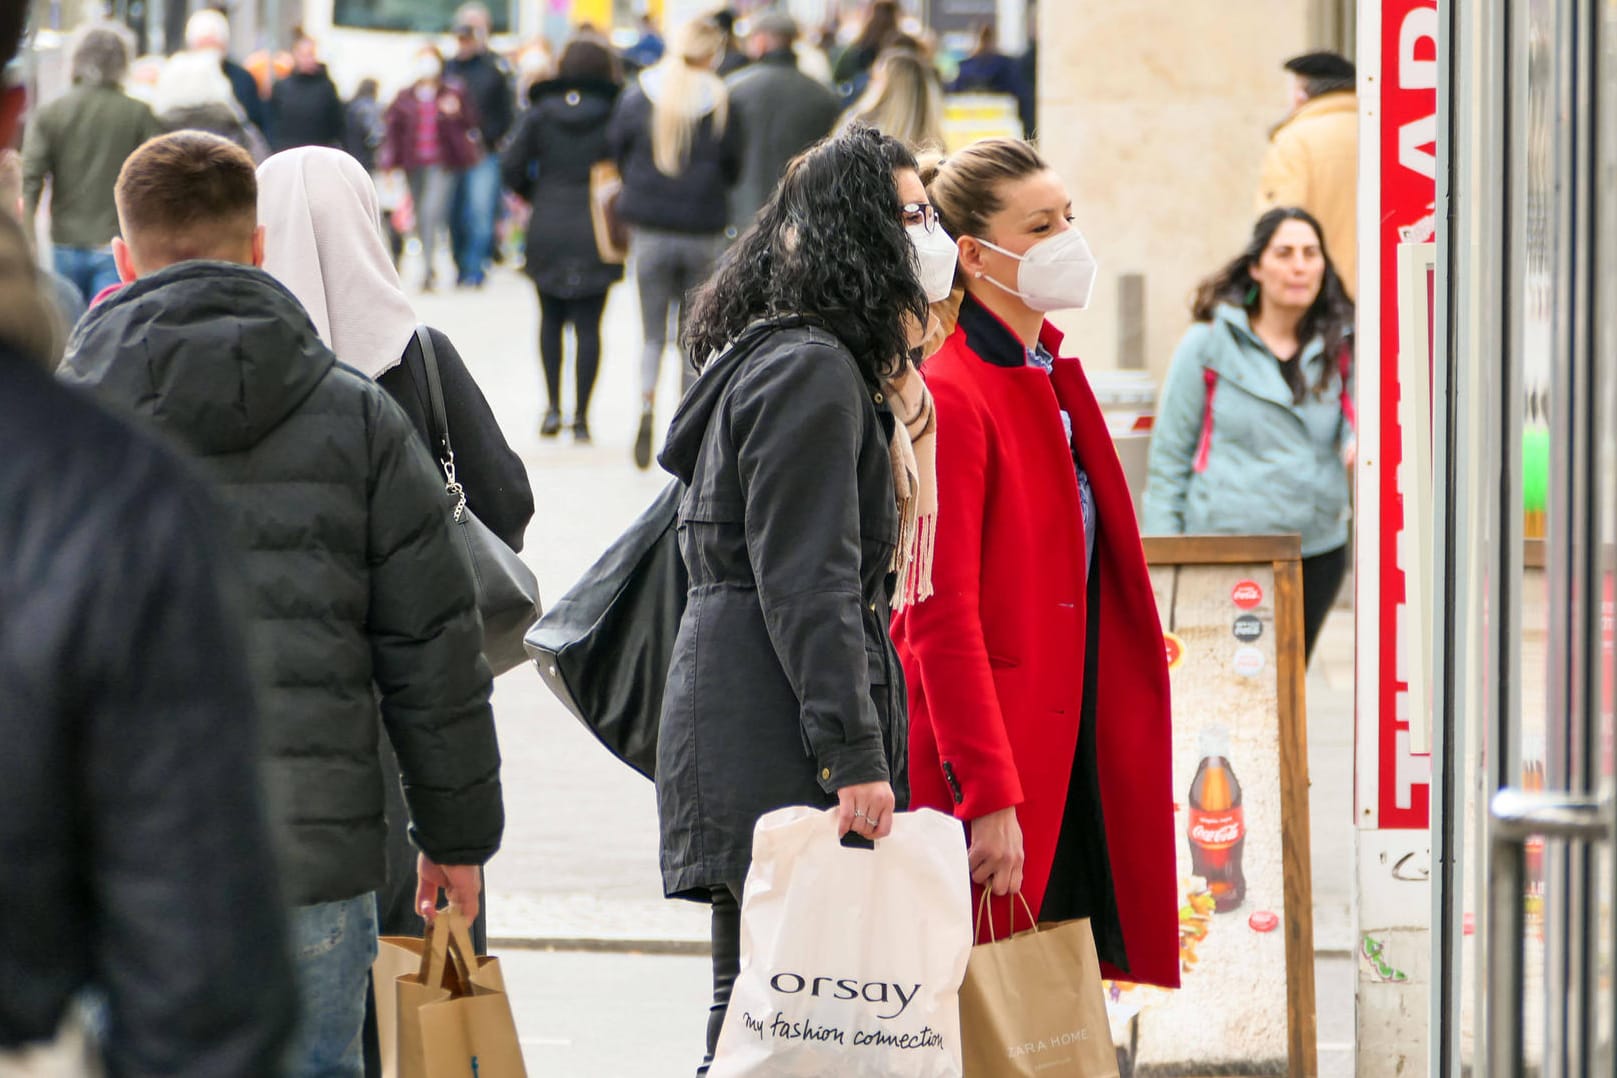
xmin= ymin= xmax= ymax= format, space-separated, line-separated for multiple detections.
xmin=61 ymin=131 xmax=504 ymax=1077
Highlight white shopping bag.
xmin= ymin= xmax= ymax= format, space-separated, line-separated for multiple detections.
xmin=709 ymin=806 xmax=973 ymax=1078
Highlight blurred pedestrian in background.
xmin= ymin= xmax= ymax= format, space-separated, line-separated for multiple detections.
xmin=838 ymin=48 xmax=946 ymax=153
xmin=62 ymin=132 xmax=504 ymax=1078
xmin=725 ymin=10 xmax=841 ymax=237
xmin=0 ymin=22 xmax=297 ymax=1062
xmin=897 ymin=137 xmax=1181 ymax=990
xmin=381 ymin=44 xmax=484 ymax=292
xmin=185 ymin=7 xmax=271 ymax=140
xmin=269 ymin=30 xmax=345 ymax=151
xmin=445 ymin=3 xmax=515 ymax=288
xmin=21 ymin=22 xmax=162 ymax=305
xmin=624 ymin=12 xmax=665 ymax=71
xmin=607 ymin=15 xmax=741 ymax=469
xmin=344 ymin=77 xmax=385 ymax=171
xmin=710 ymin=8 xmax=751 ymax=77
xmin=1143 ymin=207 xmax=1355 ymax=658
xmin=504 ymin=35 xmax=625 ymax=443
xmin=154 ymin=49 xmax=270 ymax=161
xmin=832 ymin=0 xmax=900 ymax=90
xmin=1257 ymin=52 xmax=1358 ymax=298
xmin=658 ymin=124 xmax=931 ymax=1076
xmin=342 ymin=77 xmax=404 ymax=264
xmin=949 ymin=21 xmax=1032 ymax=139
xmin=0 ymin=150 xmax=86 ymax=333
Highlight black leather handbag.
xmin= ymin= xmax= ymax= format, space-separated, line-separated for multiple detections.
xmin=524 ymin=480 xmax=686 ymax=780
xmin=523 ymin=319 xmax=806 ymax=779
xmin=416 ymin=326 xmax=542 ymax=676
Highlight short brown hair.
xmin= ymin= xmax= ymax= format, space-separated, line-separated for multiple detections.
xmin=116 ymin=132 xmax=258 ymax=267
xmin=920 ymin=137 xmax=1048 ymax=242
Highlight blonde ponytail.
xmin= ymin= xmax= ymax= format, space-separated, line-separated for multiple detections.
xmin=650 ymin=18 xmax=730 ymax=177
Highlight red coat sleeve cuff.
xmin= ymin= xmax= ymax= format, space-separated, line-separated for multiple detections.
xmin=940 ymin=756 xmax=1023 ymax=822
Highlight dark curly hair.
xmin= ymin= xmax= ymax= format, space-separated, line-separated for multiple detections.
xmin=1191 ymin=206 xmax=1354 ymax=399
xmin=682 ymin=123 xmax=927 ymax=381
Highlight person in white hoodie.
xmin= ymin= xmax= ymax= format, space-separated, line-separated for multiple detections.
xmin=606 ymin=16 xmax=743 ymax=468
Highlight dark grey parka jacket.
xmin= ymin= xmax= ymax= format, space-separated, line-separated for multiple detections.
xmin=656 ymin=321 xmax=909 ymax=899
xmin=61 ymin=262 xmax=504 ymax=906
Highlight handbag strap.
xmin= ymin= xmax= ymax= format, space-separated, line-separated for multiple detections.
xmin=414 ymin=325 xmax=468 ymax=521
xmin=975 ymin=887 xmax=1040 ymax=942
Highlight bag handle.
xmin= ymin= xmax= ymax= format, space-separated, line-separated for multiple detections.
xmin=975 ymin=887 xmax=1039 ymax=942
xmin=413 ymin=325 xmax=468 ymax=522
xmin=417 ymin=906 xmax=479 ymax=996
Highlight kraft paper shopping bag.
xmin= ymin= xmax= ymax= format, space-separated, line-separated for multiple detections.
xmin=394 ymin=908 xmax=526 ymax=1078
xmin=372 ymin=935 xmax=426 ymax=1078
xmin=958 ymin=894 xmax=1119 ymax=1078
xmin=709 ymin=806 xmax=973 ymax=1078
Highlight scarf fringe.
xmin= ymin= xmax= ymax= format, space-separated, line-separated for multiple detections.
xmin=886 ymin=365 xmax=938 ymax=611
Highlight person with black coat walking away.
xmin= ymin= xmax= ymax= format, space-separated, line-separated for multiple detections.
xmin=724 ymin=11 xmax=841 ymax=235
xmin=269 ymin=31 xmax=345 ymax=151
xmin=504 ymin=35 xmax=625 ymax=442
xmin=655 ymin=123 xmax=943 ymax=1076
xmin=61 ymin=132 xmax=504 ymax=1078
xmin=607 ymin=15 xmax=742 ymax=469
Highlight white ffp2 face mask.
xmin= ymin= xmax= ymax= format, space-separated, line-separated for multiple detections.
xmin=907 ymin=222 xmax=960 ymax=304
xmin=974 ymin=227 xmax=1098 ymax=312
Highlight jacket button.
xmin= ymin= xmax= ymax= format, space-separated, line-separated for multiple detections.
xmin=821 ymin=768 xmax=831 ymax=781
xmin=869 ymin=601 xmax=877 ymax=612
xmin=873 ymin=391 xmax=885 ymax=404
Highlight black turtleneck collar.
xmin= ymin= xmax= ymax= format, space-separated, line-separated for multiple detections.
xmin=956 ymin=293 xmax=1031 ymax=368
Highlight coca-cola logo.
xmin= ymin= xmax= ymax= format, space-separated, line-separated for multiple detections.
xmin=1231 ymin=580 xmax=1264 ymax=609
xmin=1189 ymin=810 xmax=1244 ymax=849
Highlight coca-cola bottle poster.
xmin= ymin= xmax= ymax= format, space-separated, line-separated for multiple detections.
xmin=1106 ymin=551 xmax=1308 ymax=1075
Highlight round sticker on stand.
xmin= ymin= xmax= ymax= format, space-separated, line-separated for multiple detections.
xmin=1233 ymin=614 xmax=1264 ymax=642
xmin=1249 ymin=910 xmax=1279 ymax=933
xmin=1164 ymin=632 xmax=1185 ymax=670
xmin=1232 ymin=646 xmax=1265 ymax=677
xmin=1231 ymin=580 xmax=1264 ymax=610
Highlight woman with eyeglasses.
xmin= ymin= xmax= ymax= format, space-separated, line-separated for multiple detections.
xmin=655 ymin=122 xmax=954 ymax=1076
xmin=891 ymin=138 xmax=1181 ymax=991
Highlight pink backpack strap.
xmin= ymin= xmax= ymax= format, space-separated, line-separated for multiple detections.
xmin=1194 ymin=367 xmax=1217 ymax=474
xmin=1338 ymin=344 xmax=1356 ymax=432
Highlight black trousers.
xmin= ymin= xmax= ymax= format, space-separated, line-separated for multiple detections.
xmin=697 ymin=885 xmax=743 ymax=1077
xmin=536 ymin=289 xmax=608 ymax=419
xmin=1302 ymin=544 xmax=1350 ymax=661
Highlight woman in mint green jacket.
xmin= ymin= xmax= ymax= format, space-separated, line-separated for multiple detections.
xmin=1143 ymin=208 xmax=1354 ymax=657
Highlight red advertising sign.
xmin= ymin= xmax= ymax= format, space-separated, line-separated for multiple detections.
xmin=1369 ymin=0 xmax=1438 ymax=828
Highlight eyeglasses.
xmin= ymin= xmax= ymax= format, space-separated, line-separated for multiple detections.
xmin=901 ymin=202 xmax=940 ymax=233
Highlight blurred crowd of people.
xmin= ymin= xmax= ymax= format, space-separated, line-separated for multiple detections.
xmin=0 ymin=1 xmax=1363 ymax=1073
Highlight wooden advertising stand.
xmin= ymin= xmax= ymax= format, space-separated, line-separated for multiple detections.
xmin=1110 ymin=535 xmax=1317 ymax=1077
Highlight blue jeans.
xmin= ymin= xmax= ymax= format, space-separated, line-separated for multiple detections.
xmin=451 ymin=153 xmax=501 ymax=284
xmin=52 ymin=245 xmax=120 ymax=305
xmin=286 ymin=893 xmax=378 ymax=1078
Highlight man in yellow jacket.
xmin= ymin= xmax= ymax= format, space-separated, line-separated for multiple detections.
xmin=1257 ymin=52 xmax=1358 ymax=298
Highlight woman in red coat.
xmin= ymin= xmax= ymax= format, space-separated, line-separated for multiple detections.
xmin=892 ymin=139 xmax=1179 ymax=989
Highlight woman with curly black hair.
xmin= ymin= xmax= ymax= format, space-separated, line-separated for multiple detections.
xmin=655 ymin=122 xmax=950 ymax=1075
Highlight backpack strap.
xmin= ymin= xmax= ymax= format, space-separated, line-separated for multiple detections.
xmin=1337 ymin=343 xmax=1356 ymax=432
xmin=1193 ymin=367 xmax=1218 ymax=474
